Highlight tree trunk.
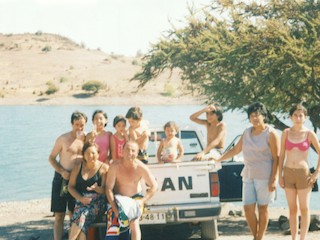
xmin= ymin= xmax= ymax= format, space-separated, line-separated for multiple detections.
xmin=269 ymin=113 xmax=289 ymax=131
xmin=309 ymin=106 xmax=320 ymax=133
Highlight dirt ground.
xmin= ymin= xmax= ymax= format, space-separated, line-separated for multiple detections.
xmin=1 ymin=199 xmax=320 ymax=240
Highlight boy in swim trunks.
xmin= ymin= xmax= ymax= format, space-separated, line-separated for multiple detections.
xmin=106 ymin=141 xmax=158 ymax=240
xmin=278 ymin=103 xmax=320 ymax=240
xmin=125 ymin=107 xmax=150 ymax=164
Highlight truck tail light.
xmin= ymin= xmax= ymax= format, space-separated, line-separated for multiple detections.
xmin=209 ymin=172 xmax=220 ymax=197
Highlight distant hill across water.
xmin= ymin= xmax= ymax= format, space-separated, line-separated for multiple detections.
xmin=0 ymin=32 xmax=199 ymax=105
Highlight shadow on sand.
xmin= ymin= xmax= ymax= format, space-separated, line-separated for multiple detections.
xmin=0 ymin=218 xmax=54 ymax=240
xmin=0 ymin=216 xmax=288 ymax=240
xmin=72 ymin=93 xmax=94 ymax=99
xmin=36 ymin=98 xmax=50 ymax=102
xmin=218 ymin=217 xmax=284 ymax=237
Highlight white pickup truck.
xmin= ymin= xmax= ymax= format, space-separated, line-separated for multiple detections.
xmin=140 ymin=126 xmax=244 ymax=240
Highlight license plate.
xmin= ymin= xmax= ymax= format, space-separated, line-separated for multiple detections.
xmin=139 ymin=212 xmax=166 ymax=224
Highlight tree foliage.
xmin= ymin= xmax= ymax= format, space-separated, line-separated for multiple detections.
xmin=132 ymin=0 xmax=320 ymax=131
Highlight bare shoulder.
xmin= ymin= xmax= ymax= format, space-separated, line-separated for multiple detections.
xmin=110 ymin=160 xmax=121 ymax=167
xmin=59 ymin=131 xmax=70 ymax=140
xmin=136 ymin=160 xmax=150 ymax=171
xmin=280 ymin=128 xmax=289 ymax=136
xmin=308 ymin=130 xmax=318 ymax=140
xmin=100 ymin=162 xmax=109 ymax=174
xmin=216 ymin=122 xmax=226 ymax=129
xmin=109 ymin=160 xmax=121 ymax=172
xmin=283 ymin=128 xmax=290 ymax=133
xmin=56 ymin=132 xmax=71 ymax=145
xmin=269 ymin=127 xmax=279 ymax=137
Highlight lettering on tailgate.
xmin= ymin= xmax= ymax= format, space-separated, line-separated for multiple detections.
xmin=161 ymin=176 xmax=193 ymax=191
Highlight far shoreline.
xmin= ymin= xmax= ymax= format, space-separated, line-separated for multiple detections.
xmin=0 ymin=95 xmax=204 ymax=106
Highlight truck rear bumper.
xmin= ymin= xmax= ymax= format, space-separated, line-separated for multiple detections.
xmin=141 ymin=202 xmax=221 ymax=225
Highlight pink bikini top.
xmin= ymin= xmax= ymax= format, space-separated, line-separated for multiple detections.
xmin=285 ymin=131 xmax=310 ymax=151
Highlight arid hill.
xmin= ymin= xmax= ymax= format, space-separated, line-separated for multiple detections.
xmin=0 ymin=32 xmax=200 ymax=105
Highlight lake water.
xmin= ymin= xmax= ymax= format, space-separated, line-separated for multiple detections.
xmin=0 ymin=105 xmax=319 ymax=210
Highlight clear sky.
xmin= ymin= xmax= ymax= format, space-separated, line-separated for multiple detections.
xmin=0 ymin=0 xmax=213 ymax=56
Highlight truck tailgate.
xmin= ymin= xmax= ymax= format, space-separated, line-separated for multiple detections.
xmin=144 ymin=161 xmax=221 ymax=205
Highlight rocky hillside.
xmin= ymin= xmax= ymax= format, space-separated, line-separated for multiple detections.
xmin=0 ymin=32 xmax=197 ymax=105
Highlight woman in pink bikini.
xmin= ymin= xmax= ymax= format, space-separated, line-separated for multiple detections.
xmin=278 ymin=104 xmax=320 ymax=240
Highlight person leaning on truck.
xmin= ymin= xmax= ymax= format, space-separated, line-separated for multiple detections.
xmin=106 ymin=140 xmax=158 ymax=240
xmin=189 ymin=104 xmax=226 ymax=160
xmin=214 ymin=102 xmax=280 ymax=240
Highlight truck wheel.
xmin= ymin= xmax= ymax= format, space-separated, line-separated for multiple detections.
xmin=201 ymin=219 xmax=218 ymax=240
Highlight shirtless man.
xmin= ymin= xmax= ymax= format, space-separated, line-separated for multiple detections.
xmin=48 ymin=111 xmax=87 ymax=240
xmin=126 ymin=107 xmax=150 ymax=164
xmin=106 ymin=140 xmax=158 ymax=240
xmin=190 ymin=105 xmax=226 ymax=160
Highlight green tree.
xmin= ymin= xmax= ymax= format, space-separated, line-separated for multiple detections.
xmin=132 ymin=0 xmax=320 ymax=132
xmin=82 ymin=80 xmax=105 ymax=94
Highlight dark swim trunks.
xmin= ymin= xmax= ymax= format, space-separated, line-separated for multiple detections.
xmin=51 ymin=171 xmax=75 ymax=213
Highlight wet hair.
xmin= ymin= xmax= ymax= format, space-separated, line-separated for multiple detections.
xmin=71 ymin=111 xmax=88 ymax=124
xmin=125 ymin=107 xmax=143 ymax=120
xmin=92 ymin=110 xmax=108 ymax=127
xmin=289 ymin=103 xmax=308 ymax=116
xmin=113 ymin=115 xmax=127 ymax=127
xmin=82 ymin=142 xmax=99 ymax=161
xmin=210 ymin=107 xmax=223 ymax=122
xmin=247 ymin=102 xmax=268 ymax=122
xmin=163 ymin=121 xmax=179 ymax=132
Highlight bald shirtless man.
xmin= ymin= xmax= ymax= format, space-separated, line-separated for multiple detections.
xmin=190 ymin=105 xmax=226 ymax=160
xmin=48 ymin=111 xmax=87 ymax=240
xmin=106 ymin=140 xmax=158 ymax=240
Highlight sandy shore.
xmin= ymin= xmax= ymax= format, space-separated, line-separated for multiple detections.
xmin=1 ymin=199 xmax=320 ymax=240
xmin=0 ymin=94 xmax=203 ymax=106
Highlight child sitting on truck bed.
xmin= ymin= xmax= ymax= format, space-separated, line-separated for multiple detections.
xmin=157 ymin=121 xmax=184 ymax=163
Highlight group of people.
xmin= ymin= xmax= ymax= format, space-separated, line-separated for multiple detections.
xmin=48 ymin=103 xmax=320 ymax=240
xmin=48 ymin=107 xmax=158 ymax=240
